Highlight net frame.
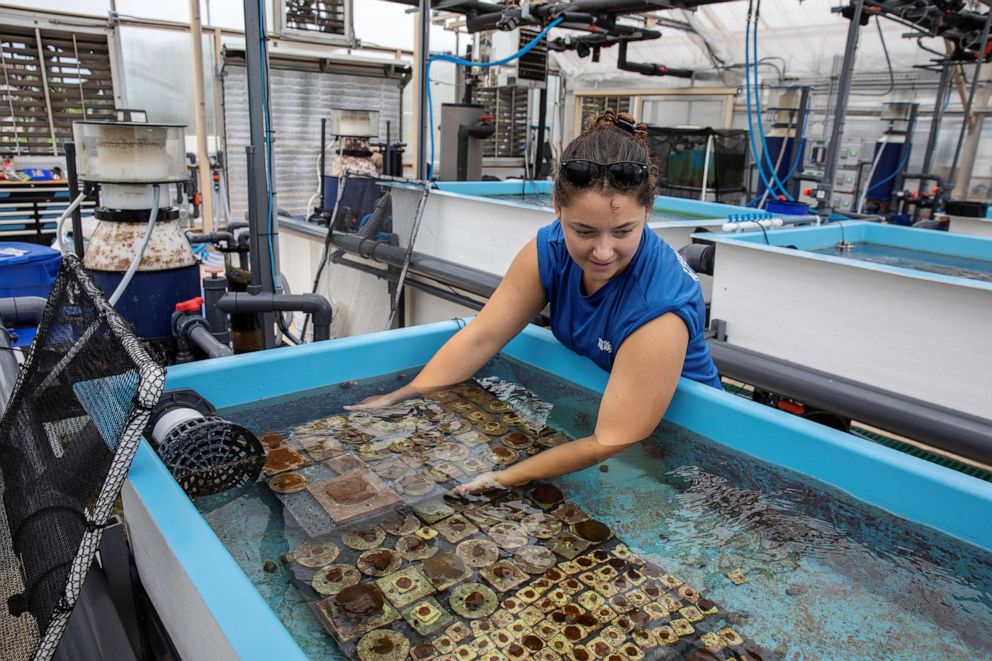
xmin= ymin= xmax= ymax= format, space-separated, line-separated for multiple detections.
xmin=0 ymin=253 xmax=165 ymax=661
xmin=308 ymin=171 xmax=431 ymax=337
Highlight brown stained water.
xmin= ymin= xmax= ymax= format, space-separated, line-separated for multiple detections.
xmin=196 ymin=357 xmax=992 ymax=660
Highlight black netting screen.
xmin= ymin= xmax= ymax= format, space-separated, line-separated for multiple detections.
xmin=647 ymin=127 xmax=748 ymax=202
xmin=0 ymin=254 xmax=164 ymax=661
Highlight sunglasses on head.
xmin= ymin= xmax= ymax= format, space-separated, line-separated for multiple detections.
xmin=560 ymin=159 xmax=650 ymax=189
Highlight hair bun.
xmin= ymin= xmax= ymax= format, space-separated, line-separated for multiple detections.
xmin=588 ymin=107 xmax=648 ymax=141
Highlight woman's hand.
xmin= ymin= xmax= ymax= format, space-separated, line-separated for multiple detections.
xmin=451 ymin=471 xmax=507 ymax=496
xmin=343 ymin=388 xmax=412 ymax=411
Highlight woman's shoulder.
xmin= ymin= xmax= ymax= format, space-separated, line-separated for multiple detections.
xmin=537 ymin=220 xmax=567 ymax=264
xmin=538 ymin=219 xmax=563 ymax=242
xmin=627 ymin=231 xmax=701 ymax=301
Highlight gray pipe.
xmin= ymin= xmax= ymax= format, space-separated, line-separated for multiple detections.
xmin=0 ymin=296 xmax=47 ymax=327
xmin=708 ymin=340 xmax=992 ymax=466
xmin=202 ymin=273 xmax=232 ymax=344
xmin=187 ymin=323 xmax=234 ymax=359
xmin=0 ymin=325 xmax=20 ymax=414
xmin=329 ymin=231 xmax=408 ymax=266
xmin=186 ymin=230 xmax=237 ymax=247
xmin=407 ymin=254 xmax=500 ymax=299
xmin=0 ymin=297 xmax=46 ymax=414
xmin=216 ymin=292 xmax=332 ymax=341
xmin=173 ymin=311 xmax=234 ymax=362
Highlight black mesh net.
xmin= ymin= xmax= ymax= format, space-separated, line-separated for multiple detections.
xmin=647 ymin=127 xmax=748 ymax=202
xmin=0 ymin=254 xmax=165 ymax=661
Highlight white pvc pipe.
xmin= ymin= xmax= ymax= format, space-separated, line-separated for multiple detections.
xmin=700 ymin=134 xmax=713 ymax=201
xmin=108 ymin=184 xmax=161 ymax=306
xmin=151 ymin=407 xmax=202 ymax=445
xmin=856 ymin=135 xmax=888 ymax=214
xmin=55 ymin=191 xmax=89 ymax=254
xmin=721 ymin=217 xmax=784 ymax=233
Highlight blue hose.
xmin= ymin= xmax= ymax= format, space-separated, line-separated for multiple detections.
xmin=751 ymin=15 xmax=793 ymax=200
xmin=747 ymin=137 xmax=806 ymax=207
xmin=744 ymin=13 xmax=787 ymax=204
xmin=426 ymin=17 xmax=564 ymax=181
xmin=867 ymin=148 xmax=911 ymax=193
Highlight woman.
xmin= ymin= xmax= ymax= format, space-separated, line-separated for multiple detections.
xmin=346 ymin=109 xmax=721 ymax=494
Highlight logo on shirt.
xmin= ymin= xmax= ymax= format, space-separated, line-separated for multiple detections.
xmin=597 ymin=338 xmax=613 ymax=354
xmin=674 ymin=250 xmax=700 ymax=281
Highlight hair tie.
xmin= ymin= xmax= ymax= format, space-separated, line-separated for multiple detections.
xmin=595 ymin=108 xmax=648 ymax=141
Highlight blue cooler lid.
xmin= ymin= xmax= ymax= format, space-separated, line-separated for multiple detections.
xmin=0 ymin=242 xmax=61 ymax=266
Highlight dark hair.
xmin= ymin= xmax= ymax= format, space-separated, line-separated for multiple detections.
xmin=553 ymin=108 xmax=657 ymax=210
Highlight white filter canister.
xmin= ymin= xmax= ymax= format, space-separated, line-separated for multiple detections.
xmin=73 ymin=122 xmax=187 ymax=184
xmin=100 ymin=183 xmax=161 ymax=210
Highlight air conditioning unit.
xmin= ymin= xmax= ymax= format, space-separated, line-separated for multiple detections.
xmin=488 ymin=27 xmax=548 ymax=89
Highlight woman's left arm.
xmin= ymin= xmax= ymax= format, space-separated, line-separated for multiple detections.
xmin=454 ymin=313 xmax=688 ymax=493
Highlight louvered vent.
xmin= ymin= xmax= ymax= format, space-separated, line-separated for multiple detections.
xmin=0 ymin=27 xmax=114 ymax=155
xmin=516 ymin=26 xmax=547 ymax=83
xmin=283 ymin=0 xmax=347 ymax=37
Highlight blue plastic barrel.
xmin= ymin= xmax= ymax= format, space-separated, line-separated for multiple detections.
xmin=0 ymin=242 xmax=62 ymax=299
xmin=766 ymin=200 xmax=810 ymax=216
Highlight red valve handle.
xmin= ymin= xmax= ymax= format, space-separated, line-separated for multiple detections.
xmin=175 ymin=296 xmax=204 ymax=313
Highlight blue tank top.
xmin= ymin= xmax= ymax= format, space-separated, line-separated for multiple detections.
xmin=536 ymin=220 xmax=721 ymax=389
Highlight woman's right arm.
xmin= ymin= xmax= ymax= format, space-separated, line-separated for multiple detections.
xmin=345 ymin=237 xmax=547 ymax=409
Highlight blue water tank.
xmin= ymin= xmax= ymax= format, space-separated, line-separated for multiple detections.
xmin=755 ymin=136 xmax=800 ymax=200
xmin=89 ymin=265 xmax=201 ymax=341
xmin=867 ymin=140 xmax=910 ymax=203
xmin=0 ymin=242 xmax=62 ymax=299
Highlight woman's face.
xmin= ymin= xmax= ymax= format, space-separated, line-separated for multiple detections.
xmin=556 ymin=190 xmax=650 ymax=292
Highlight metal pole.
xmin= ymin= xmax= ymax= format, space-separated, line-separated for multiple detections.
xmin=243 ymin=0 xmax=277 ymax=348
xmin=319 ymin=117 xmax=326 ymax=210
xmin=893 ymin=102 xmax=918 ymax=202
xmin=789 ymin=86 xmax=811 ymax=198
xmin=190 ymin=0 xmax=214 ymax=232
xmin=63 ymin=141 xmax=85 ymax=258
xmin=534 ymin=85 xmax=548 ymax=179
xmin=816 ymin=0 xmax=865 ymax=214
xmin=947 ymin=7 xmax=992 ymax=195
xmin=915 ymin=63 xmax=952 ymax=220
xmin=416 ymin=0 xmax=430 ymax=179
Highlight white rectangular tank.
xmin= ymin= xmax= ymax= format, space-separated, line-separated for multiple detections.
xmin=704 ymin=222 xmax=992 ymax=419
xmin=946 ymin=214 xmax=992 ymax=238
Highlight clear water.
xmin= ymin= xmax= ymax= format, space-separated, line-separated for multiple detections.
xmin=479 ymin=193 xmax=715 ymax=222
xmin=810 ymin=242 xmax=992 ymax=282
xmin=198 ymin=357 xmax=992 ymax=660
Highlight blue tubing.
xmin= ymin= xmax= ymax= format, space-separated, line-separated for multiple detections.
xmin=426 ymin=17 xmax=563 ymax=180
xmin=744 ymin=16 xmax=785 ymax=203
xmin=752 ymin=16 xmax=792 ymax=200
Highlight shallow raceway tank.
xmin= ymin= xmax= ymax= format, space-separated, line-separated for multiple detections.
xmin=701 ymin=221 xmax=992 ymax=420
xmin=121 ymin=320 xmax=992 ymax=660
xmin=277 ymin=180 xmax=772 ymax=326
